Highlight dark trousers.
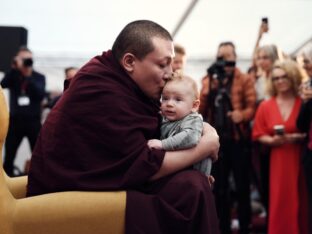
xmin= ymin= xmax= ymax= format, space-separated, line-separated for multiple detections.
xmin=303 ymin=148 xmax=312 ymax=234
xmin=258 ymin=149 xmax=270 ymax=212
xmin=212 ymin=139 xmax=251 ymax=234
xmin=251 ymin=142 xmax=270 ymax=231
xmin=3 ymin=116 xmax=41 ymax=176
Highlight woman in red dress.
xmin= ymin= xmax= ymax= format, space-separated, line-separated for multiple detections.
xmin=252 ymin=59 xmax=308 ymax=234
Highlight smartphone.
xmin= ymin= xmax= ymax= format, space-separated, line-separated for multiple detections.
xmin=274 ymin=125 xmax=285 ymax=135
xmin=262 ymin=17 xmax=268 ymax=24
xmin=261 ymin=17 xmax=269 ymax=33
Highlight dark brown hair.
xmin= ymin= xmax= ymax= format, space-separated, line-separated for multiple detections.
xmin=112 ymin=20 xmax=172 ymax=61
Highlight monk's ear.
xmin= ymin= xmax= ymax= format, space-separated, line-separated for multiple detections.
xmin=121 ymin=53 xmax=135 ymax=73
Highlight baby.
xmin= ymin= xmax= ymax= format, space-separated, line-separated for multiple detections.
xmin=148 ymin=74 xmax=212 ymax=176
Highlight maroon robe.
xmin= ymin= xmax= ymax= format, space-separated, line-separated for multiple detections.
xmin=27 ymin=51 xmax=219 ymax=234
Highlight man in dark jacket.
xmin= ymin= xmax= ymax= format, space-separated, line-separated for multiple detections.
xmin=1 ymin=46 xmax=46 ymax=176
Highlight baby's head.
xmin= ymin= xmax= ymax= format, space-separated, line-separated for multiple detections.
xmin=161 ymin=73 xmax=200 ymax=121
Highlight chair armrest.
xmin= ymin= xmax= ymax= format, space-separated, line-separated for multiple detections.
xmin=13 ymin=191 xmax=126 ymax=234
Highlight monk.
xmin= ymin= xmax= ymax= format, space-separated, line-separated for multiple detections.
xmin=27 ymin=20 xmax=220 ymax=234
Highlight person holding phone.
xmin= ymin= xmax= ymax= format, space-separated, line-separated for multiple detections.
xmin=248 ymin=19 xmax=279 ymax=223
xmin=251 ymin=17 xmax=269 ymax=68
xmin=252 ymin=59 xmax=308 ymax=234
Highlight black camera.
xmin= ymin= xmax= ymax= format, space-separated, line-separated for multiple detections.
xmin=23 ymin=58 xmax=33 ymax=67
xmin=207 ymin=57 xmax=235 ymax=82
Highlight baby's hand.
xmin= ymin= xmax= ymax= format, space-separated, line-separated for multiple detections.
xmin=147 ymin=139 xmax=163 ymax=150
xmin=207 ymin=175 xmax=215 ymax=188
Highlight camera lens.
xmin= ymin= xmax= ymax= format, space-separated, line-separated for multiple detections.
xmin=23 ymin=58 xmax=33 ymax=67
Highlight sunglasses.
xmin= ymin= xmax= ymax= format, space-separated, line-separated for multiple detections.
xmin=272 ymin=74 xmax=288 ymax=82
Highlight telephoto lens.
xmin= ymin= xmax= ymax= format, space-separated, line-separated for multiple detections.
xmin=23 ymin=58 xmax=33 ymax=67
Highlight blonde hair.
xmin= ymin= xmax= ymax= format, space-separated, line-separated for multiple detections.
xmin=267 ymin=59 xmax=303 ymax=96
xmin=257 ymin=44 xmax=279 ymax=63
xmin=167 ymin=72 xmax=199 ymax=100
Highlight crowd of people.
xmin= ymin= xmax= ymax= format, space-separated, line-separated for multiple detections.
xmin=0 ymin=19 xmax=311 ymax=234
xmin=183 ymin=19 xmax=311 ymax=234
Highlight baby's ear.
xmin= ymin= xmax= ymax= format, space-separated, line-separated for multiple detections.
xmin=192 ymin=99 xmax=200 ymax=112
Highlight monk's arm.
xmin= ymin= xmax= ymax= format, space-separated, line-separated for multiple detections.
xmin=150 ymin=122 xmax=219 ymax=181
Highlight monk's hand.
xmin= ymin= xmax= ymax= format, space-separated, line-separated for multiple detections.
xmin=207 ymin=175 xmax=215 ymax=188
xmin=202 ymin=122 xmax=220 ymax=162
xmin=147 ymin=139 xmax=163 ymax=150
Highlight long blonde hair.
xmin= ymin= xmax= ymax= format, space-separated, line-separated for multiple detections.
xmin=257 ymin=44 xmax=279 ymax=63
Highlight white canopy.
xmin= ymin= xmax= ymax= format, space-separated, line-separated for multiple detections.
xmin=1 ymin=0 xmax=311 ymax=59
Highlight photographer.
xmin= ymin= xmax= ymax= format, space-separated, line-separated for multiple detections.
xmin=0 ymin=46 xmax=46 ymax=176
xmin=199 ymin=41 xmax=256 ymax=234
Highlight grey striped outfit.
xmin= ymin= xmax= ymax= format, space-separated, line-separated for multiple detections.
xmin=161 ymin=113 xmax=212 ymax=175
